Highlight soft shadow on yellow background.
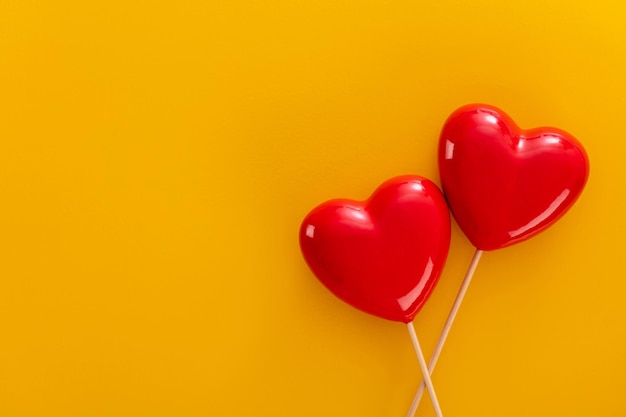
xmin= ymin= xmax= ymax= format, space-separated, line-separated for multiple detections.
xmin=1 ymin=1 xmax=625 ymax=416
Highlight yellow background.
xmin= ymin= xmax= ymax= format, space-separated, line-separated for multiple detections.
xmin=1 ymin=1 xmax=624 ymax=416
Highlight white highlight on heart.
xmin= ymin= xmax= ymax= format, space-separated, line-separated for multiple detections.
xmin=348 ymin=209 xmax=367 ymax=221
xmin=508 ymin=188 xmax=571 ymax=238
xmin=444 ymin=140 xmax=455 ymax=160
xmin=544 ymin=136 xmax=562 ymax=145
xmin=410 ymin=181 xmax=425 ymax=192
xmin=397 ymin=257 xmax=434 ymax=311
xmin=305 ymin=224 xmax=315 ymax=238
xmin=485 ymin=114 xmax=498 ymax=124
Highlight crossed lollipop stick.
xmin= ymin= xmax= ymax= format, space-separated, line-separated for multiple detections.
xmin=405 ymin=249 xmax=482 ymax=417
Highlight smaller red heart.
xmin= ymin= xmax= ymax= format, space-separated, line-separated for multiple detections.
xmin=438 ymin=104 xmax=589 ymax=251
xmin=299 ymin=176 xmax=451 ymax=323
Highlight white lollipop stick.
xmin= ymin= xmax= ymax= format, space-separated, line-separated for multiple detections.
xmin=406 ymin=321 xmax=444 ymax=417
xmin=406 ymin=249 xmax=483 ymax=417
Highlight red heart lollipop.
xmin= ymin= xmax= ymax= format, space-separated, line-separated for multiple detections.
xmin=299 ymin=176 xmax=451 ymax=323
xmin=438 ymin=104 xmax=589 ymax=251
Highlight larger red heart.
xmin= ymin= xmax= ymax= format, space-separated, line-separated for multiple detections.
xmin=438 ymin=104 xmax=589 ymax=251
xmin=299 ymin=176 xmax=451 ymax=323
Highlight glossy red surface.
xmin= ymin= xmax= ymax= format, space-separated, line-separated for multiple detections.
xmin=438 ymin=104 xmax=589 ymax=251
xmin=299 ymin=176 xmax=451 ymax=323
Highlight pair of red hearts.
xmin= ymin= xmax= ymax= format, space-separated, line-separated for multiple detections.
xmin=300 ymin=104 xmax=589 ymax=323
